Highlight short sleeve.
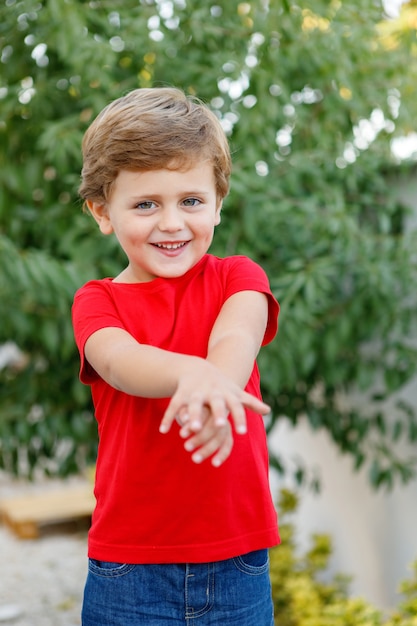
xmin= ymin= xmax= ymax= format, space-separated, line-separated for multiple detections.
xmin=72 ymin=280 xmax=125 ymax=384
xmin=221 ymin=256 xmax=279 ymax=346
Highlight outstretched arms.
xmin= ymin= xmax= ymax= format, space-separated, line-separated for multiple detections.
xmin=160 ymin=290 xmax=269 ymax=433
xmin=83 ymin=289 xmax=272 ymax=465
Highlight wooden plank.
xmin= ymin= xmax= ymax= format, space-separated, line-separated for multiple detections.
xmin=0 ymin=485 xmax=95 ymax=539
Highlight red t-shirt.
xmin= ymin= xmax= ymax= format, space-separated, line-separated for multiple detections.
xmin=72 ymin=254 xmax=280 ymax=563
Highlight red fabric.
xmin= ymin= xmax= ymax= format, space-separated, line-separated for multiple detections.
xmin=72 ymin=254 xmax=280 ymax=563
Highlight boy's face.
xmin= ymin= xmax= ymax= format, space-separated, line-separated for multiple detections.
xmin=88 ymin=162 xmax=222 ymax=283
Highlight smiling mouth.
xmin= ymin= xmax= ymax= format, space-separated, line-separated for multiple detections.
xmin=153 ymin=242 xmax=188 ymax=250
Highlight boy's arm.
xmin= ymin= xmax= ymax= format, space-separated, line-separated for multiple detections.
xmin=174 ymin=285 xmax=267 ymax=464
xmin=160 ymin=290 xmax=270 ymax=433
xmin=84 ymin=329 xmax=196 ymax=398
xmin=84 ymin=324 xmax=269 ymax=431
xmin=206 ymin=290 xmax=268 ymax=387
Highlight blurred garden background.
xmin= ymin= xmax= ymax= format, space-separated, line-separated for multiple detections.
xmin=1 ymin=0 xmax=417 ymax=622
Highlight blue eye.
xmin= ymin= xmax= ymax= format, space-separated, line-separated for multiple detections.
xmin=183 ymin=198 xmax=201 ymax=207
xmin=135 ymin=201 xmax=155 ymax=210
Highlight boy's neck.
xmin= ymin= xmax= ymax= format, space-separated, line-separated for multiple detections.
xmin=112 ymin=255 xmax=209 ymax=284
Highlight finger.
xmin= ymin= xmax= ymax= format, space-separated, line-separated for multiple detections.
xmin=175 ymin=408 xmax=189 ymax=427
xmin=206 ymin=394 xmax=228 ymax=427
xmin=183 ymin=423 xmax=216 ymax=451
xmin=242 ymin=393 xmax=271 ymax=415
xmin=180 ymin=406 xmax=211 ymax=439
xmin=228 ymin=393 xmax=271 ymax=434
xmin=185 ymin=426 xmax=232 ymax=465
xmin=186 ymin=393 xmax=206 ymax=432
xmin=226 ymin=397 xmax=247 ymax=434
xmin=179 ymin=424 xmax=192 ymax=439
xmin=160 ymin=396 xmax=185 ymax=433
xmin=211 ymin=433 xmax=234 ymax=467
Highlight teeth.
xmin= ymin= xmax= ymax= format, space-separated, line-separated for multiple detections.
xmin=155 ymin=242 xmax=186 ymax=250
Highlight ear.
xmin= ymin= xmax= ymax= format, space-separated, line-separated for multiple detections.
xmin=214 ymin=200 xmax=222 ymax=226
xmin=86 ymin=200 xmax=114 ymax=235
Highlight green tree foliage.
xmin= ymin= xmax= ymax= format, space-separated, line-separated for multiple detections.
xmin=1 ymin=0 xmax=417 ymax=482
xmin=271 ymin=489 xmax=417 ymax=625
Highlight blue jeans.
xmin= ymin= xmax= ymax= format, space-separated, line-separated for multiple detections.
xmin=82 ymin=549 xmax=274 ymax=625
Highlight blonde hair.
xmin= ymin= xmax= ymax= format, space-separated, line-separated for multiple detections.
xmin=79 ymin=87 xmax=232 ymax=204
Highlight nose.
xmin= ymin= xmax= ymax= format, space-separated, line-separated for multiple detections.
xmin=158 ymin=205 xmax=184 ymax=232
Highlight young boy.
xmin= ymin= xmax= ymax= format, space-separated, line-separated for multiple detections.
xmin=72 ymin=87 xmax=280 ymax=625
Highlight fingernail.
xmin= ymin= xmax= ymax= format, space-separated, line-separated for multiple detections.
xmin=192 ymin=453 xmax=203 ymax=464
xmin=212 ymin=457 xmax=222 ymax=467
xmin=159 ymin=424 xmax=168 ymax=433
xmin=184 ymin=440 xmax=194 ymax=451
xmin=236 ymin=425 xmax=247 ymax=434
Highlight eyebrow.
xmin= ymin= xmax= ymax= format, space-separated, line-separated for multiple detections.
xmin=127 ymin=189 xmax=212 ymax=201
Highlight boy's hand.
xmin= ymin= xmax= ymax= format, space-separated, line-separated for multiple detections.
xmin=159 ymin=360 xmax=270 ymax=436
xmin=179 ymin=407 xmax=234 ymax=468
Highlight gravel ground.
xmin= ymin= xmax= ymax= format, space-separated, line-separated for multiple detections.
xmin=0 ymin=474 xmax=88 ymax=626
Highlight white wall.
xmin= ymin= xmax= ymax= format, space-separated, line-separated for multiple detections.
xmin=269 ymin=377 xmax=417 ymax=610
xmin=268 ymin=172 xmax=417 ymax=610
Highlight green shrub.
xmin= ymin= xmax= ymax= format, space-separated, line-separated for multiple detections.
xmin=271 ymin=490 xmax=417 ymax=625
xmin=2 ymin=0 xmax=417 ymax=486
